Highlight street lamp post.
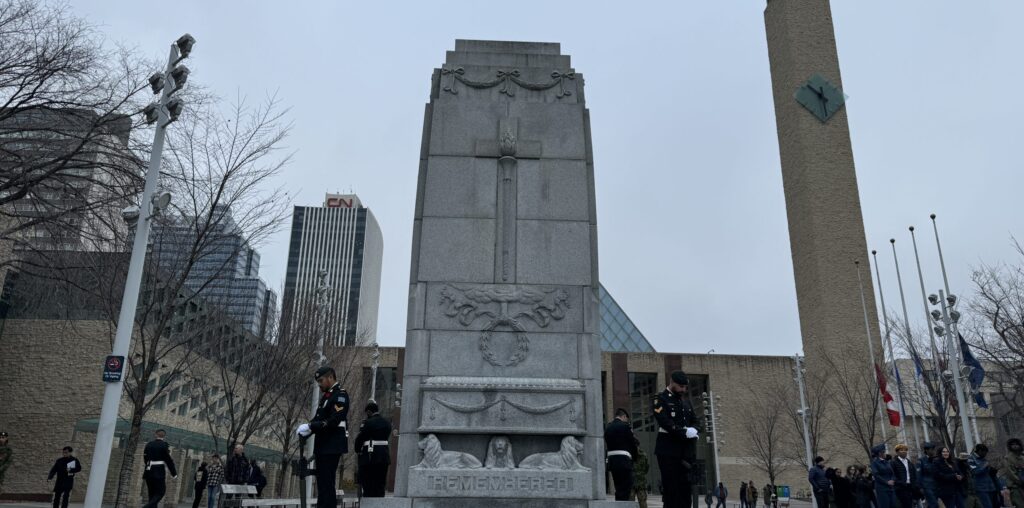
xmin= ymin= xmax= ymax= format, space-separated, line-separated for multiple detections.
xmin=84 ymin=33 xmax=194 ymax=508
xmin=701 ymin=391 xmax=723 ymax=488
xmin=370 ymin=342 xmax=381 ymax=403
xmin=305 ymin=269 xmax=330 ymax=507
xmin=793 ymin=355 xmax=816 ymax=508
xmin=929 ymin=290 xmax=974 ymax=452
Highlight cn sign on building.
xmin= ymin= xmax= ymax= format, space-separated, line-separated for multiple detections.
xmin=325 ymin=193 xmax=360 ymax=209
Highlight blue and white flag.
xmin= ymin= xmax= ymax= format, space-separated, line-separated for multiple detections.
xmin=958 ymin=334 xmax=988 ymax=409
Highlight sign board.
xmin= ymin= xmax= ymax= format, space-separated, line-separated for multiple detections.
xmin=103 ymin=355 xmax=125 ymax=382
xmin=324 ymin=193 xmax=360 ymax=209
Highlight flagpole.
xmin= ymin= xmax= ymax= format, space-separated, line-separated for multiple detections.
xmin=931 ymin=214 xmax=981 ymax=446
xmin=910 ymin=225 xmax=948 ymax=443
xmin=872 ymin=248 xmax=912 ymax=448
xmin=857 ymin=260 xmax=890 ymax=442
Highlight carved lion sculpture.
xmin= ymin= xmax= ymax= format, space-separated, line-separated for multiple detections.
xmin=413 ymin=434 xmax=482 ymax=469
xmin=517 ymin=436 xmax=589 ymax=471
xmin=484 ymin=435 xmax=515 ymax=469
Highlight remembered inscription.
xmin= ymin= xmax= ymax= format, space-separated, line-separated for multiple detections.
xmin=429 ymin=473 xmax=573 ymax=493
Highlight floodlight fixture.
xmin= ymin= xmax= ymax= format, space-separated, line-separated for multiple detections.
xmin=143 ymin=103 xmax=160 ymax=124
xmin=170 ymin=65 xmax=190 ymax=90
xmin=934 ymin=326 xmax=945 ymax=337
xmin=931 ymin=310 xmax=942 ymax=321
xmin=148 ymin=72 xmax=165 ymax=94
xmin=947 ymin=294 xmax=958 ymax=306
xmin=950 ymin=310 xmax=961 ymax=323
xmin=165 ymin=98 xmax=185 ymax=122
xmin=928 ymin=294 xmax=940 ymax=305
xmin=175 ymin=34 xmax=196 ymax=59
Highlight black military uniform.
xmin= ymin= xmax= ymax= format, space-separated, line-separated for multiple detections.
xmin=355 ymin=402 xmax=392 ymax=498
xmin=142 ymin=433 xmax=177 ymax=508
xmin=307 ymin=367 xmax=349 ymax=508
xmin=605 ymin=409 xmax=639 ymax=501
xmin=653 ymin=371 xmax=700 ymax=508
xmin=47 ymin=450 xmax=82 ymax=508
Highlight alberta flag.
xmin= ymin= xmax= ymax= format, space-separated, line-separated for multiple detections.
xmin=959 ymin=334 xmax=989 ymax=409
xmin=875 ymin=364 xmax=901 ymax=426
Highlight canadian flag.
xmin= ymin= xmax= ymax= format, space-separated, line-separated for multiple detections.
xmin=875 ymin=364 xmax=901 ymax=427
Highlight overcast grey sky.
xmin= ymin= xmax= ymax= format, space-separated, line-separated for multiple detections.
xmin=71 ymin=1 xmax=1024 ymax=355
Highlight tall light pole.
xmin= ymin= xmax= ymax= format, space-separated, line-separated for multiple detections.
xmin=369 ymin=342 xmax=381 ymax=403
xmin=306 ymin=269 xmax=330 ymax=506
xmin=84 ymin=33 xmax=194 ymax=508
xmin=701 ymin=391 xmax=723 ymax=488
xmin=929 ymin=291 xmax=974 ymax=452
xmin=793 ymin=355 xmax=816 ymax=508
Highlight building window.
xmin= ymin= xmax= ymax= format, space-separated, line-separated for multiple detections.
xmin=629 ymin=372 xmax=658 ymax=432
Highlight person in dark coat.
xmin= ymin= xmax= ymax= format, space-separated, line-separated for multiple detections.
xmin=831 ymin=466 xmax=856 ymax=508
xmin=919 ymin=442 xmax=940 ymax=508
xmin=604 ymin=408 xmax=638 ymax=501
xmin=296 ymin=366 xmax=349 ymax=508
xmin=224 ymin=444 xmax=251 ymax=485
xmin=968 ymin=444 xmax=998 ymax=508
xmin=935 ymin=447 xmax=966 ymax=508
xmin=191 ymin=461 xmax=207 ymax=508
xmin=870 ymin=444 xmax=896 ymax=508
xmin=248 ymin=461 xmax=267 ymax=496
xmin=809 ymin=456 xmax=831 ymax=508
xmin=891 ymin=444 xmax=918 ymax=508
xmin=851 ymin=465 xmax=874 ymax=508
xmin=652 ymin=371 xmax=700 ymax=508
xmin=47 ymin=446 xmax=82 ymax=508
xmin=142 ymin=429 xmax=178 ymax=508
xmin=741 ymin=481 xmax=749 ymax=508
xmin=355 ymin=401 xmax=392 ymax=498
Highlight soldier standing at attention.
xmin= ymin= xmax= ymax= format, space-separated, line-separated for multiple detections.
xmin=653 ymin=371 xmax=700 ymax=508
xmin=47 ymin=446 xmax=81 ymax=508
xmin=605 ymin=408 xmax=638 ymax=501
xmin=355 ymin=401 xmax=392 ymax=498
xmin=142 ymin=429 xmax=177 ymax=508
xmin=296 ymin=366 xmax=349 ymax=508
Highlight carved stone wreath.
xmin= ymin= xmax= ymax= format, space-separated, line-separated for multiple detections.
xmin=440 ymin=66 xmax=576 ymax=98
xmin=479 ymin=317 xmax=530 ymax=367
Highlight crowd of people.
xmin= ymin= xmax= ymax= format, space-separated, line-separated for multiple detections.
xmin=806 ymin=438 xmax=1024 ymax=508
xmin=706 ymin=481 xmax=781 ymax=508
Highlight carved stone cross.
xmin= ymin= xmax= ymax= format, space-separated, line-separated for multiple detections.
xmin=473 ymin=117 xmax=541 ymax=283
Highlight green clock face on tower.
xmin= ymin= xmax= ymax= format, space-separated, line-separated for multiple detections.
xmin=794 ymin=74 xmax=845 ymax=123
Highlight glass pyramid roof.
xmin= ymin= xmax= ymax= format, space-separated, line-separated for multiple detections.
xmin=598 ymin=284 xmax=656 ymax=353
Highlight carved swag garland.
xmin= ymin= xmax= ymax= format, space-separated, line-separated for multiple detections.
xmin=440 ymin=66 xmax=576 ymax=98
xmin=438 ymin=285 xmax=570 ymax=367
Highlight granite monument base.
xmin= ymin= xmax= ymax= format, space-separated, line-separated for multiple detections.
xmin=360 ymin=498 xmax=637 ymax=508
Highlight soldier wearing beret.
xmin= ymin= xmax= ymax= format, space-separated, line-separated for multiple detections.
xmin=653 ymin=370 xmax=701 ymax=508
xmin=355 ymin=401 xmax=392 ymax=498
xmin=296 ymin=366 xmax=349 ymax=508
xmin=605 ymin=407 xmax=639 ymax=501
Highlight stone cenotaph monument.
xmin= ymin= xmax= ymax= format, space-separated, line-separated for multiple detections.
xmin=370 ymin=40 xmax=628 ymax=508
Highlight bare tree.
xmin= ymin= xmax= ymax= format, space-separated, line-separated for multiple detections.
xmin=813 ymin=345 xmax=890 ymax=462
xmin=92 ymin=94 xmax=292 ymax=506
xmin=775 ymin=372 xmax=831 ymax=470
xmin=743 ymin=385 xmax=795 ymax=485
xmin=0 ymin=0 xmax=152 ymax=261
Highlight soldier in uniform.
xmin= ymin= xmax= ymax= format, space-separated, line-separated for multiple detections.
xmin=605 ymin=407 xmax=638 ymax=501
xmin=354 ymin=401 xmax=392 ymax=498
xmin=142 ymin=429 xmax=177 ymax=508
xmin=296 ymin=366 xmax=349 ymax=508
xmin=0 ymin=432 xmax=11 ymax=495
xmin=653 ymin=370 xmax=700 ymax=508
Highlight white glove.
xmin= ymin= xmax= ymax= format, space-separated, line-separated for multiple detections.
xmin=296 ymin=423 xmax=312 ymax=437
xmin=685 ymin=427 xmax=699 ymax=439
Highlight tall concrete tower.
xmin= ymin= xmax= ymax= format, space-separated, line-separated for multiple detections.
xmin=764 ymin=2 xmax=883 ymax=386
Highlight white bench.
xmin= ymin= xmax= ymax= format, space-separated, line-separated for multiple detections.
xmin=219 ymin=484 xmax=347 ymax=507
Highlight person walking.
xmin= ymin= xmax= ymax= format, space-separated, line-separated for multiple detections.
xmin=705 ymin=490 xmax=714 ymax=508
xmin=935 ymin=447 xmax=966 ymax=508
xmin=192 ymin=461 xmax=208 ymax=508
xmin=603 ymin=408 xmax=638 ymax=502
xmin=296 ymin=366 xmax=349 ymax=508
xmin=1000 ymin=438 xmax=1024 ymax=508
xmin=919 ymin=442 xmax=940 ymax=508
xmin=355 ymin=401 xmax=392 ymax=498
xmin=968 ymin=444 xmax=997 ymax=508
xmin=749 ymin=480 xmax=759 ymax=508
xmin=870 ymin=444 xmax=896 ymax=508
xmin=206 ymin=454 xmax=224 ymax=508
xmin=740 ymin=481 xmax=749 ymax=508
xmin=715 ymin=482 xmax=729 ymax=508
xmin=142 ymin=429 xmax=177 ymax=508
xmin=809 ymin=456 xmax=831 ymax=508
xmin=891 ymin=444 xmax=917 ymax=508
xmin=224 ymin=444 xmax=251 ymax=486
xmin=46 ymin=446 xmax=81 ymax=508
xmin=652 ymin=371 xmax=700 ymax=508
xmin=763 ymin=483 xmax=774 ymax=508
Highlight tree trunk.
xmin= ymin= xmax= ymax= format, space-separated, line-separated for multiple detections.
xmin=114 ymin=405 xmax=146 ymax=507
